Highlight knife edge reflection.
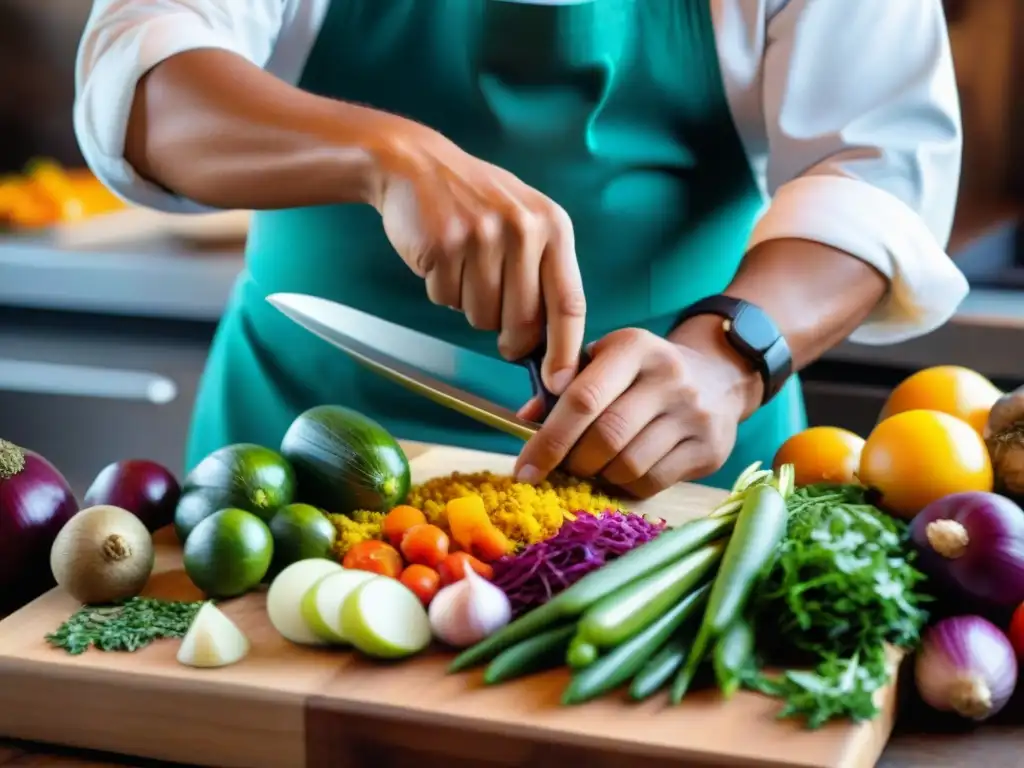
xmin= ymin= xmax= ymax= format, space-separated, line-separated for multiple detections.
xmin=266 ymin=292 xmax=539 ymax=442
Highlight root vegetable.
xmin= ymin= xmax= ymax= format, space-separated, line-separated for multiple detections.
xmin=50 ymin=505 xmax=154 ymax=604
xmin=177 ymin=602 xmax=250 ymax=668
xmin=986 ymin=387 xmax=1024 ymax=495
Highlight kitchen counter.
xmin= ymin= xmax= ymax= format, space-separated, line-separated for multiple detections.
xmin=3 ymin=232 xmax=1024 ymax=376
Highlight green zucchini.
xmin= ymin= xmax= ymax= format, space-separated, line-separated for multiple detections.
xmin=280 ymin=405 xmax=410 ymax=514
xmin=712 ymin=617 xmax=755 ymax=699
xmin=174 ymin=443 xmax=295 ymax=542
xmin=562 ymin=583 xmax=711 ymax=706
xmin=628 ymin=631 xmax=693 ymax=701
xmin=672 ymin=485 xmax=787 ymax=703
xmin=484 ymin=625 xmax=576 ymax=685
xmin=577 ymin=541 xmax=723 ymax=649
xmin=448 ymin=514 xmax=735 ymax=672
xmin=566 ymin=635 xmax=598 ymax=669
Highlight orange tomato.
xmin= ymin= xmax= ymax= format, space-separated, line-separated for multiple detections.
xmin=399 ymin=523 xmax=450 ymax=567
xmin=437 ymin=552 xmax=494 ymax=586
xmin=879 ymin=366 xmax=1002 ymax=435
xmin=772 ymin=426 xmax=865 ymax=487
xmin=342 ymin=540 xmax=403 ymax=578
xmin=859 ymin=409 xmax=993 ymax=519
xmin=400 ymin=564 xmax=441 ymax=606
xmin=382 ymin=505 xmax=427 ymax=547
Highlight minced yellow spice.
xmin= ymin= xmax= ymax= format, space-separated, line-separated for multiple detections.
xmin=325 ymin=471 xmax=624 ymax=562
xmin=326 ymin=509 xmax=386 ymax=561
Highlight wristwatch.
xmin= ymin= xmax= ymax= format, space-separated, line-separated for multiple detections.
xmin=673 ymin=295 xmax=792 ymax=406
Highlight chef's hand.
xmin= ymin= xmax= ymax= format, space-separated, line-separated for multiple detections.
xmin=371 ymin=118 xmax=586 ymax=393
xmin=513 ymin=321 xmax=763 ymax=498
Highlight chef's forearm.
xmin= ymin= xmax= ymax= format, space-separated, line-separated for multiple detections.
xmin=668 ymin=238 xmax=888 ymax=419
xmin=723 ymin=238 xmax=889 ymax=369
xmin=124 ymin=49 xmax=393 ymax=210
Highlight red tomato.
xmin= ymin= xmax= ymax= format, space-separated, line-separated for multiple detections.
xmin=1008 ymin=603 xmax=1024 ymax=659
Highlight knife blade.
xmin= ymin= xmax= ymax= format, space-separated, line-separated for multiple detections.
xmin=266 ymin=292 xmax=542 ymax=441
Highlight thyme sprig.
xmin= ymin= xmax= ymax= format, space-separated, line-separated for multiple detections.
xmin=45 ymin=596 xmax=205 ymax=655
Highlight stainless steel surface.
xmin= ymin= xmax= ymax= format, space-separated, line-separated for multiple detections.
xmin=0 ymin=359 xmax=177 ymax=404
xmin=0 ymin=309 xmax=212 ymax=497
xmin=0 ymin=237 xmax=243 ymax=321
xmin=267 ymin=292 xmax=539 ymax=441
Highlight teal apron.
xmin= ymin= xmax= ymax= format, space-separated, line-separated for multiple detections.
xmin=187 ymin=0 xmax=807 ymax=489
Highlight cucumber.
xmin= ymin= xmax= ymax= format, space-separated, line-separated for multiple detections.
xmin=566 ymin=635 xmax=598 ymax=668
xmin=483 ymin=624 xmax=576 ymax=685
xmin=562 ymin=583 xmax=711 ymax=706
xmin=449 ymin=514 xmax=735 ymax=672
xmin=673 ymin=485 xmax=787 ymax=703
xmin=577 ymin=541 xmax=723 ymax=649
xmin=628 ymin=631 xmax=692 ymax=701
xmin=713 ymin=617 xmax=755 ymax=699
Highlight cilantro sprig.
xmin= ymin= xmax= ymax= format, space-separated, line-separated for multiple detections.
xmin=746 ymin=484 xmax=930 ymax=728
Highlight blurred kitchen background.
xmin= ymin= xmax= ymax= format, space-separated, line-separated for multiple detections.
xmin=0 ymin=0 xmax=1021 ymax=495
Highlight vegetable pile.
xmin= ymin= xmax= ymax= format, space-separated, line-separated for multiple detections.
xmin=23 ymin=362 xmax=1024 ymax=742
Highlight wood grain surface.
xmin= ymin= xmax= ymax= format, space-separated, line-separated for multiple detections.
xmin=0 ymin=442 xmax=951 ymax=768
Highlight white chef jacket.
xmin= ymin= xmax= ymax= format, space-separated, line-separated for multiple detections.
xmin=74 ymin=0 xmax=969 ymax=345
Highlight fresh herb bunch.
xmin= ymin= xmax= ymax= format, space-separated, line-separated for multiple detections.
xmin=747 ymin=483 xmax=930 ymax=728
xmin=46 ymin=597 xmax=205 ymax=655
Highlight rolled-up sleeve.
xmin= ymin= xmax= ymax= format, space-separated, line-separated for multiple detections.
xmin=74 ymin=0 xmax=286 ymax=213
xmin=748 ymin=0 xmax=968 ymax=345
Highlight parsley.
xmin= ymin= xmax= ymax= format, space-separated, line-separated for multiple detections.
xmin=45 ymin=597 xmax=205 ymax=655
xmin=746 ymin=484 xmax=930 ymax=728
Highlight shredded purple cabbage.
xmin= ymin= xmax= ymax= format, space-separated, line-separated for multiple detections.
xmin=490 ymin=510 xmax=667 ymax=617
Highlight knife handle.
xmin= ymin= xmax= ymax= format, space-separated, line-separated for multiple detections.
xmin=515 ymin=341 xmax=592 ymax=421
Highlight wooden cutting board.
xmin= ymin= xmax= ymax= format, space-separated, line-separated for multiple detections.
xmin=0 ymin=443 xmax=897 ymax=768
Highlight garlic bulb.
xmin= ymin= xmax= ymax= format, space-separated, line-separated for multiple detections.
xmin=428 ymin=567 xmax=512 ymax=648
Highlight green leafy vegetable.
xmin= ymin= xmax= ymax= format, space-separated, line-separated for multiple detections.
xmin=45 ymin=597 xmax=205 ymax=654
xmin=747 ymin=483 xmax=930 ymax=728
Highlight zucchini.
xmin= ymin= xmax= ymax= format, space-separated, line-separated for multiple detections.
xmin=280 ymin=405 xmax=409 ymax=514
xmin=566 ymin=635 xmax=598 ymax=669
xmin=449 ymin=514 xmax=735 ymax=672
xmin=484 ymin=624 xmax=576 ymax=685
xmin=628 ymin=631 xmax=693 ymax=701
xmin=174 ymin=443 xmax=295 ymax=542
xmin=577 ymin=541 xmax=723 ymax=648
xmin=712 ymin=617 xmax=755 ymax=699
xmin=673 ymin=485 xmax=787 ymax=703
xmin=562 ymin=583 xmax=711 ymax=706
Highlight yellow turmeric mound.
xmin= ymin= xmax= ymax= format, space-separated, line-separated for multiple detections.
xmin=326 ymin=471 xmax=624 ymax=561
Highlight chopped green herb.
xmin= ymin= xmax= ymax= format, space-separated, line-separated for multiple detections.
xmin=747 ymin=483 xmax=930 ymax=728
xmin=45 ymin=597 xmax=205 ymax=655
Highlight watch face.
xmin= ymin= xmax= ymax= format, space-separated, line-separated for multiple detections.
xmin=731 ymin=305 xmax=777 ymax=353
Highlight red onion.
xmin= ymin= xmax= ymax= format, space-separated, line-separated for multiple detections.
xmin=84 ymin=460 xmax=180 ymax=532
xmin=909 ymin=491 xmax=1024 ymax=607
xmin=915 ymin=615 xmax=1017 ymax=721
xmin=0 ymin=439 xmax=78 ymax=612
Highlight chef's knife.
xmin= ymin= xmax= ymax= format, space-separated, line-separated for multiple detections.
xmin=266 ymin=292 xmax=587 ymax=442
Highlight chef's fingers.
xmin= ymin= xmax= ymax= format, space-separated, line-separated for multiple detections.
xmin=602 ymin=416 xmax=691 ymax=494
xmin=515 ymin=341 xmax=641 ymax=483
xmin=565 ymin=382 xmax=665 ymax=479
xmin=461 ymin=211 xmax=504 ymax=330
xmin=539 ymin=206 xmax=585 ymax=394
xmin=424 ymin=214 xmax=469 ymax=309
xmin=516 ymin=395 xmax=546 ymax=422
xmin=497 ymin=204 xmax=546 ymax=361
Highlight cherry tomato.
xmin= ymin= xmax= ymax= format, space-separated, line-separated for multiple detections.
xmin=400 ymin=564 xmax=441 ymax=606
xmin=400 ymin=523 xmax=450 ymax=568
xmin=1008 ymin=602 xmax=1024 ymax=659
xmin=382 ymin=505 xmax=427 ymax=547
xmin=437 ymin=552 xmax=494 ymax=586
xmin=342 ymin=540 xmax=403 ymax=579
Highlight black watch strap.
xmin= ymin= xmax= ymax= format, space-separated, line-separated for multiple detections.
xmin=673 ymin=296 xmax=793 ymax=406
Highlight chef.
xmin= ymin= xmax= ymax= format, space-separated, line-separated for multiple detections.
xmin=75 ymin=0 xmax=967 ymax=495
